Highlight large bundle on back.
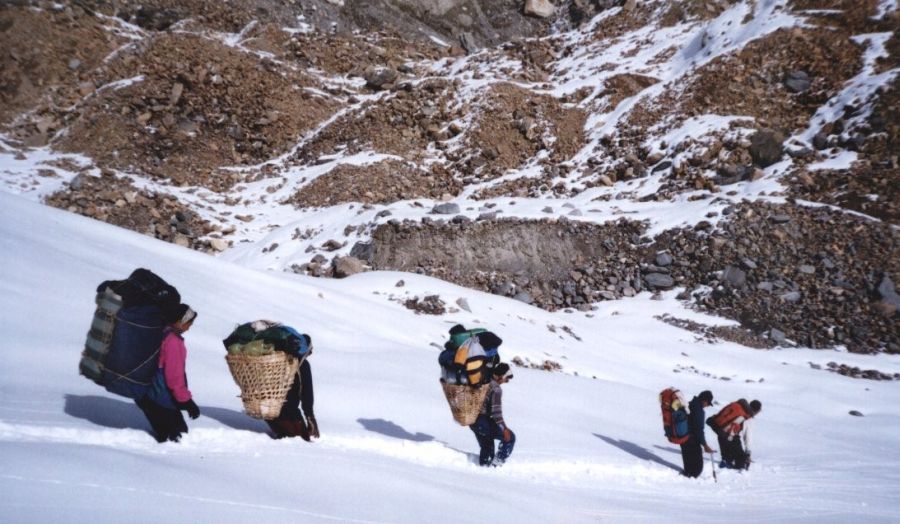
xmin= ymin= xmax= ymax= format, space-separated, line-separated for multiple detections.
xmin=223 ymin=321 xmax=309 ymax=419
xmin=438 ymin=325 xmax=502 ymax=426
xmin=79 ymin=269 xmax=180 ymax=399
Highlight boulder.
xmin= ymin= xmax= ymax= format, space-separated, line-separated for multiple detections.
xmin=749 ymin=129 xmax=784 ymax=168
xmin=644 ymin=273 xmax=675 ymax=290
xmin=513 ymin=292 xmax=534 ymax=304
xmin=524 ymin=0 xmax=555 ymax=18
xmin=722 ymin=265 xmax=747 ymax=288
xmin=769 ymin=328 xmax=787 ymax=346
xmin=432 ymin=202 xmax=461 ymax=214
xmin=364 ymin=66 xmax=398 ymax=90
xmin=333 ymin=256 xmax=366 ymax=278
xmin=784 ymin=70 xmax=811 ymax=93
xmin=209 ymin=238 xmax=229 ymax=252
xmin=877 ymin=274 xmax=900 ymax=309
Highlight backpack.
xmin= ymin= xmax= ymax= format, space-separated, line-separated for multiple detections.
xmin=80 ymin=269 xmax=178 ymax=397
xmin=709 ymin=399 xmax=750 ymax=432
xmin=98 ymin=268 xmax=181 ymax=321
xmin=659 ymin=387 xmax=690 ymax=444
xmin=448 ymin=328 xmax=487 ymax=351
xmin=79 ymin=286 xmax=124 ymax=384
xmin=101 ymin=304 xmax=165 ymax=399
xmin=222 ymin=321 xmax=309 ymax=357
xmin=454 ymin=336 xmax=490 ymax=385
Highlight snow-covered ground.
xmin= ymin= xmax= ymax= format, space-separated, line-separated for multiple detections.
xmin=2 ymin=191 xmax=900 ymax=522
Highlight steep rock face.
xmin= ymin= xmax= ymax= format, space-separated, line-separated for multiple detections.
xmin=358 ymin=202 xmax=899 ymax=353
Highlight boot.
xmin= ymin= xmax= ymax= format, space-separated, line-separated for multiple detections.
xmin=291 ymin=418 xmax=311 ymax=441
xmin=306 ymin=414 xmax=319 ymax=439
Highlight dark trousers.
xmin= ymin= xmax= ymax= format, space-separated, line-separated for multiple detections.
xmin=269 ymin=361 xmax=314 ymax=440
xmin=136 ymin=396 xmax=187 ymax=443
xmin=469 ymin=415 xmax=515 ymax=466
xmin=716 ymin=432 xmax=749 ymax=469
xmin=680 ymin=437 xmax=704 ymax=478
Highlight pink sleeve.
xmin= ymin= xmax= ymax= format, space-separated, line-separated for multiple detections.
xmin=160 ymin=333 xmax=192 ymax=403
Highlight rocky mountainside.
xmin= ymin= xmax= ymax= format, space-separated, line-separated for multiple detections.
xmin=1 ymin=0 xmax=897 ymax=352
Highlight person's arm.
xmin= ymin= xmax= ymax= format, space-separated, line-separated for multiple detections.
xmin=489 ymin=386 xmax=505 ymax=428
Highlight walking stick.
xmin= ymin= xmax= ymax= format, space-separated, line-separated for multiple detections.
xmin=709 ymin=451 xmax=717 ymax=483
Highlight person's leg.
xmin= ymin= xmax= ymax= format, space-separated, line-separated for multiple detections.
xmin=279 ymin=374 xmax=302 ymax=420
xmin=717 ymin=433 xmax=733 ymax=467
xmin=160 ymin=407 xmax=187 ymax=442
xmin=681 ymin=439 xmax=702 ymax=477
xmin=135 ymin=397 xmax=167 ymax=443
xmin=470 ymin=417 xmax=494 ymax=466
xmin=267 ymin=417 xmax=309 ymax=440
xmin=732 ymin=439 xmax=749 ymax=470
xmin=267 ymin=419 xmax=291 ymax=438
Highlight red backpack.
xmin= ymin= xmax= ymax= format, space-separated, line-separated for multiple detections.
xmin=660 ymin=387 xmax=690 ymax=444
xmin=710 ymin=400 xmax=750 ymax=432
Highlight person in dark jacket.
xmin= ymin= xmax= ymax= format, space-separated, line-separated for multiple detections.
xmin=267 ymin=335 xmax=318 ymax=441
xmin=469 ymin=363 xmax=515 ymax=466
xmin=681 ymin=390 xmax=715 ymax=478
xmin=135 ymin=304 xmax=200 ymax=443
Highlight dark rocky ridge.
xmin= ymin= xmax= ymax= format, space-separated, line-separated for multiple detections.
xmin=354 ymin=202 xmax=899 ymax=353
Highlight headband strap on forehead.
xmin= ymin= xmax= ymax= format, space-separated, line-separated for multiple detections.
xmin=180 ymin=307 xmax=197 ymax=325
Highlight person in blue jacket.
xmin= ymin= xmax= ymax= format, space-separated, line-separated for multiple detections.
xmin=682 ymin=390 xmax=715 ymax=477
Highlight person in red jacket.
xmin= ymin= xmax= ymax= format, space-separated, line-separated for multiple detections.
xmin=135 ymin=304 xmax=200 ymax=443
xmin=707 ymin=399 xmax=761 ymax=470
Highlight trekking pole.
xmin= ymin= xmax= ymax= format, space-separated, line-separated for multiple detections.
xmin=709 ymin=451 xmax=717 ymax=483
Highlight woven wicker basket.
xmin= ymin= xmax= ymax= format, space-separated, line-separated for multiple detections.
xmin=225 ymin=352 xmax=300 ymax=420
xmin=440 ymin=380 xmax=489 ymax=426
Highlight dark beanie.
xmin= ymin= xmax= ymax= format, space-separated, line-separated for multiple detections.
xmin=478 ymin=331 xmax=503 ymax=349
xmin=493 ymin=362 xmax=510 ymax=377
xmin=169 ymin=303 xmax=196 ymax=325
xmin=699 ymin=390 xmax=713 ymax=404
xmin=750 ymin=400 xmax=762 ymax=414
xmin=449 ymin=324 xmax=467 ymax=336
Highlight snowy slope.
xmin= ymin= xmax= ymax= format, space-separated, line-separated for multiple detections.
xmin=2 ymin=191 xmax=900 ymax=522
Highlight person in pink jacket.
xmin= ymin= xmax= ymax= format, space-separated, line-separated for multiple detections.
xmin=135 ymin=304 xmax=200 ymax=442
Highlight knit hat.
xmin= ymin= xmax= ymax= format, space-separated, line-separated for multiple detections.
xmin=449 ymin=324 xmax=467 ymax=336
xmin=750 ymin=400 xmax=762 ymax=414
xmin=698 ymin=390 xmax=713 ymax=404
xmin=493 ymin=362 xmax=512 ymax=380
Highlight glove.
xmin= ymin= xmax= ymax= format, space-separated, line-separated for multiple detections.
xmin=703 ymin=444 xmax=716 ymax=453
xmin=306 ymin=415 xmax=320 ymax=439
xmin=501 ymin=427 xmax=512 ymax=443
xmin=178 ymin=399 xmax=201 ymax=419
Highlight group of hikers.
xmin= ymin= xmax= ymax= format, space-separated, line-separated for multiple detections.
xmin=665 ymin=388 xmax=762 ymax=478
xmin=83 ymin=269 xmax=761 ymax=477
xmin=130 ymin=303 xmax=319 ymax=443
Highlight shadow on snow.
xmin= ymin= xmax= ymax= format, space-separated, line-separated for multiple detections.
xmin=594 ymin=433 xmax=681 ymax=472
